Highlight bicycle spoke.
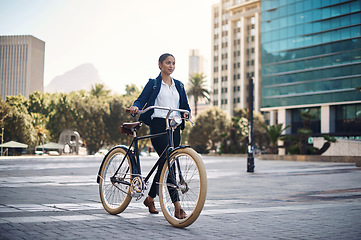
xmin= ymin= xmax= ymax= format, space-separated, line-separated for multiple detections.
xmin=159 ymin=148 xmax=207 ymax=228
xmin=99 ymin=147 xmax=133 ymax=214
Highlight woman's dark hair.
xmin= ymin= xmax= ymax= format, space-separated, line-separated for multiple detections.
xmin=158 ymin=53 xmax=175 ymax=69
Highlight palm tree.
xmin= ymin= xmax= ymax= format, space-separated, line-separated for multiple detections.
xmin=187 ymin=73 xmax=210 ymax=116
xmin=263 ymin=123 xmax=290 ymax=154
xmin=90 ymin=84 xmax=111 ymax=98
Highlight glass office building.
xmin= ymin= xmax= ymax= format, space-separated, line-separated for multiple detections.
xmin=261 ymin=0 xmax=361 ymax=137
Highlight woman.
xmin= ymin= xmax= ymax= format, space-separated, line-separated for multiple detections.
xmin=129 ymin=53 xmax=191 ymax=219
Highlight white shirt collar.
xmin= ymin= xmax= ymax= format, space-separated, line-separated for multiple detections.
xmin=161 ymin=78 xmax=175 ymax=87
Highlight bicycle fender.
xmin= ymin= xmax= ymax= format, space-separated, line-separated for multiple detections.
xmin=169 ymin=145 xmax=190 ymax=157
xmin=96 ymin=145 xmax=136 ymax=184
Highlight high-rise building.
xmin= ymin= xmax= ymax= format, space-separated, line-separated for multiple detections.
xmin=189 ymin=49 xmax=204 ymax=76
xmin=211 ymin=0 xmax=261 ymax=115
xmin=188 ymin=49 xmax=210 ymax=115
xmin=0 ymin=35 xmax=45 ymax=100
xmin=261 ymin=0 xmax=361 ymax=138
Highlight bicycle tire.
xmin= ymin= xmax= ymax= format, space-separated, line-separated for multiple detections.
xmin=158 ymin=147 xmax=207 ymax=228
xmin=99 ymin=147 xmax=133 ymax=214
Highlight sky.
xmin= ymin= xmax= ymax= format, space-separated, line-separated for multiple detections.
xmin=0 ymin=0 xmax=220 ymax=93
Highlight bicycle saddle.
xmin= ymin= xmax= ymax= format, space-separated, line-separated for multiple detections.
xmin=119 ymin=122 xmax=142 ymax=135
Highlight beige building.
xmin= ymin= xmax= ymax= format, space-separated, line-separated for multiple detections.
xmin=189 ymin=49 xmax=204 ymax=76
xmin=211 ymin=0 xmax=261 ymax=115
xmin=0 ymin=35 xmax=45 ymax=100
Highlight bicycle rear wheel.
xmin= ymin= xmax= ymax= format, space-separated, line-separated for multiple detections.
xmin=98 ymin=147 xmax=133 ymax=214
xmin=158 ymin=147 xmax=207 ymax=228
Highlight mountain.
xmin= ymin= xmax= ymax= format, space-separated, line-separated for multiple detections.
xmin=45 ymin=63 xmax=105 ymax=93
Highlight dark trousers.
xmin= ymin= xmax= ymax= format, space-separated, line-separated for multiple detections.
xmin=148 ymin=118 xmax=180 ymax=202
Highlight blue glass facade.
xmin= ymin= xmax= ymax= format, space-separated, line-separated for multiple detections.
xmin=261 ymin=0 xmax=361 ymax=135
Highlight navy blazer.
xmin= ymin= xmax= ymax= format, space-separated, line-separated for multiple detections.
xmin=132 ymin=73 xmax=191 ymax=129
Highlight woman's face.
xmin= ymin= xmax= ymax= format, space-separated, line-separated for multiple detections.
xmin=159 ymin=56 xmax=175 ymax=75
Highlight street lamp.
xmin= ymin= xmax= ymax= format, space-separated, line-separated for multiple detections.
xmin=1 ymin=128 xmax=3 ymax=156
xmin=247 ymin=77 xmax=255 ymax=172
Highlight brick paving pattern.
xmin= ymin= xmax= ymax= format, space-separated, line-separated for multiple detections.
xmin=0 ymin=155 xmax=360 ymax=239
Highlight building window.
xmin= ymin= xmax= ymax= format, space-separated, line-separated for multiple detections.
xmin=291 ymin=108 xmax=321 ymax=134
xmin=335 ymin=103 xmax=361 ymax=134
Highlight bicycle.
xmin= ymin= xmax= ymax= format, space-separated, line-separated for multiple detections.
xmin=96 ymin=106 xmax=207 ymax=228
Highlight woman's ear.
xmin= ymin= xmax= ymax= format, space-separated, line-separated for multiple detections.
xmin=158 ymin=62 xmax=162 ymax=70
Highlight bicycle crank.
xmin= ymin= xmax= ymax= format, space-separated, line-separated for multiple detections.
xmin=130 ymin=176 xmax=144 ymax=200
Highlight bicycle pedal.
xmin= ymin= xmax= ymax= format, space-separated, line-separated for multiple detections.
xmin=132 ymin=192 xmax=143 ymax=200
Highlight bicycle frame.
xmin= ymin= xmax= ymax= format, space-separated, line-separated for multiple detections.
xmin=96 ymin=124 xmax=183 ymax=188
xmin=96 ymin=106 xmax=192 ymax=194
xmin=124 ymin=127 xmax=175 ymax=185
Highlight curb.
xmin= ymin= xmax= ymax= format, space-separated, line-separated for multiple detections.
xmin=258 ymin=154 xmax=361 ymax=166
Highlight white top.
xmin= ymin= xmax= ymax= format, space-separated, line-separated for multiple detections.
xmin=151 ymin=78 xmax=180 ymax=119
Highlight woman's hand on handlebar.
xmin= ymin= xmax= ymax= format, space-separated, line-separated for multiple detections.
xmin=128 ymin=106 xmax=139 ymax=115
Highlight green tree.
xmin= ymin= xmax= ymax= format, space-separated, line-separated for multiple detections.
xmin=28 ymin=91 xmax=50 ymax=115
xmin=0 ymin=97 xmax=11 ymax=153
xmin=6 ymin=95 xmax=28 ymax=110
xmin=263 ymin=123 xmax=290 ymax=154
xmin=46 ymin=93 xmax=79 ymax=141
xmin=28 ymin=92 xmax=51 ymax=146
xmin=4 ymin=95 xmax=36 ymax=150
xmin=188 ymin=107 xmax=229 ymax=153
xmin=187 ymin=73 xmax=210 ymax=116
xmin=90 ymin=83 xmax=111 ymax=98
xmin=104 ymin=95 xmax=150 ymax=151
xmin=122 ymin=84 xmax=141 ymax=108
xmin=120 ymin=85 xmax=150 ymax=150
xmin=220 ymin=116 xmax=248 ymax=154
xmin=0 ymin=96 xmax=11 ymax=126
xmin=75 ymin=96 xmax=110 ymax=154
xmin=221 ymin=109 xmax=267 ymax=154
xmin=124 ymin=84 xmax=141 ymax=96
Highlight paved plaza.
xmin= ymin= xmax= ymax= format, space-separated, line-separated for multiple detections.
xmin=0 ymin=154 xmax=360 ymax=239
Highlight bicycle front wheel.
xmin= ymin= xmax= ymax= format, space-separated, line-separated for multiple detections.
xmin=158 ymin=147 xmax=207 ymax=228
xmin=98 ymin=147 xmax=133 ymax=214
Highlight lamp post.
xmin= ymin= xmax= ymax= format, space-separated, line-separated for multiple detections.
xmin=1 ymin=128 xmax=3 ymax=156
xmin=247 ymin=77 xmax=255 ymax=172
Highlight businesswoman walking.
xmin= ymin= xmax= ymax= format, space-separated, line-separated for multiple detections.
xmin=128 ymin=53 xmax=191 ymax=219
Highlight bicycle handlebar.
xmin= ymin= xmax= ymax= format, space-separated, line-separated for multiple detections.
xmin=126 ymin=106 xmax=194 ymax=126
